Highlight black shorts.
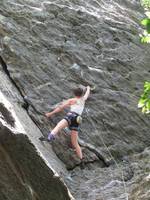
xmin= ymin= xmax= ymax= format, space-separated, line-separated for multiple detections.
xmin=64 ymin=112 xmax=80 ymax=131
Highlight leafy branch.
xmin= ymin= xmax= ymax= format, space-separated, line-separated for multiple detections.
xmin=140 ymin=0 xmax=150 ymax=43
xmin=138 ymin=0 xmax=150 ymax=114
xmin=138 ymin=82 xmax=150 ymax=114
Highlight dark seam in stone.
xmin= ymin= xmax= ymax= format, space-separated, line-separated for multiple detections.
xmin=0 ymin=56 xmax=44 ymax=132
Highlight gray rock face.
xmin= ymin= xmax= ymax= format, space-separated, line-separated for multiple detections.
xmin=128 ymin=147 xmax=150 ymax=200
xmin=0 ymin=102 xmax=73 ymax=200
xmin=0 ymin=0 xmax=150 ymax=199
xmin=0 ymin=124 xmax=72 ymax=200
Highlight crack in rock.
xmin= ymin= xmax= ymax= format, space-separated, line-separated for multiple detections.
xmin=0 ymin=56 xmax=44 ymax=132
xmin=79 ymin=138 xmax=110 ymax=167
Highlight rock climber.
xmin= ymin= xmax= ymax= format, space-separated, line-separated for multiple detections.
xmin=39 ymin=85 xmax=91 ymax=160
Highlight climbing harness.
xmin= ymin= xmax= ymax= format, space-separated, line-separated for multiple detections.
xmin=85 ymin=108 xmax=129 ymax=200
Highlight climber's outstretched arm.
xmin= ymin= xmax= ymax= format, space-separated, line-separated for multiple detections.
xmin=83 ymin=86 xmax=91 ymax=100
xmin=45 ymin=98 xmax=76 ymax=118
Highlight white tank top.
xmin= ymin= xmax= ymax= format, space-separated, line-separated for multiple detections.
xmin=70 ymin=97 xmax=85 ymax=115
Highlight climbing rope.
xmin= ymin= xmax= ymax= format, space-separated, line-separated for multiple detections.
xmin=85 ymin=108 xmax=128 ymax=200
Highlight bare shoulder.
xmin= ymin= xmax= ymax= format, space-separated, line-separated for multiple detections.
xmin=67 ymin=98 xmax=77 ymax=105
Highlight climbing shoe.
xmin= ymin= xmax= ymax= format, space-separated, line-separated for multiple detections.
xmin=47 ymin=132 xmax=55 ymax=141
xmin=39 ymin=133 xmax=55 ymax=142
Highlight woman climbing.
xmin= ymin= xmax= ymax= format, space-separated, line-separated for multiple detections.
xmin=39 ymin=85 xmax=91 ymax=160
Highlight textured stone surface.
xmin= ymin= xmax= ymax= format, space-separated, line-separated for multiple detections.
xmin=0 ymin=126 xmax=72 ymax=200
xmin=0 ymin=0 xmax=150 ymax=199
xmin=0 ymin=111 xmax=72 ymax=200
xmin=0 ymin=76 xmax=73 ymax=199
xmin=128 ymin=147 xmax=150 ymax=200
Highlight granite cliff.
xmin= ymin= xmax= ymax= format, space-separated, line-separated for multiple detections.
xmin=0 ymin=0 xmax=150 ymax=199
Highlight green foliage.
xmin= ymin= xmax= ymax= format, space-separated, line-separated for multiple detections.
xmin=140 ymin=35 xmax=150 ymax=43
xmin=140 ymin=17 xmax=150 ymax=43
xmin=138 ymin=1 xmax=150 ymax=114
xmin=140 ymin=0 xmax=150 ymax=43
xmin=141 ymin=18 xmax=150 ymax=33
xmin=138 ymin=82 xmax=150 ymax=114
xmin=141 ymin=0 xmax=150 ymax=8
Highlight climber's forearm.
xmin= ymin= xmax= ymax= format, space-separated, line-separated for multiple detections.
xmin=83 ymin=86 xmax=90 ymax=100
xmin=45 ymin=99 xmax=71 ymax=118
